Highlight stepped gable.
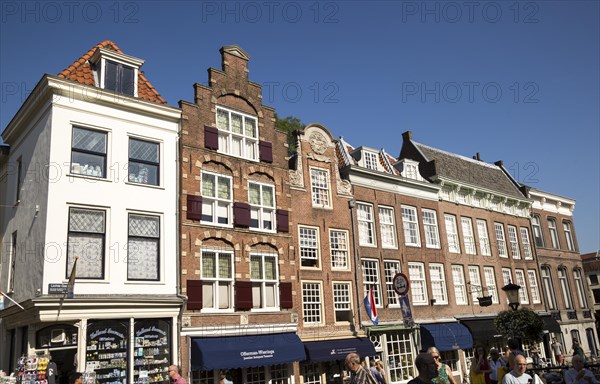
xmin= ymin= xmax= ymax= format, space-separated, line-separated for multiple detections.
xmin=57 ymin=40 xmax=167 ymax=104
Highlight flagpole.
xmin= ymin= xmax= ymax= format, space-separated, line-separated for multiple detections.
xmin=0 ymin=290 xmax=25 ymax=310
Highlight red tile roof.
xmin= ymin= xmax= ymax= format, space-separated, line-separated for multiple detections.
xmin=57 ymin=40 xmax=167 ymax=104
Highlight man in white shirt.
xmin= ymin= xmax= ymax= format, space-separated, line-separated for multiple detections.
xmin=489 ymin=348 xmax=506 ymax=384
xmin=502 ymin=355 xmax=532 ymax=384
xmin=564 ymin=355 xmax=600 ymax=384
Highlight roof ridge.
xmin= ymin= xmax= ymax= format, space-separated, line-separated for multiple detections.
xmin=414 ymin=141 xmax=499 ymax=170
xmin=58 ymin=40 xmax=121 ymax=79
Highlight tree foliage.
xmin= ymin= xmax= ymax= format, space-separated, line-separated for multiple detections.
xmin=275 ymin=114 xmax=304 ymax=154
xmin=494 ymin=308 xmax=544 ymax=343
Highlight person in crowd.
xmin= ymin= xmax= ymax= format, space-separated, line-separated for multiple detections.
xmin=68 ymin=372 xmax=83 ymax=384
xmin=168 ymin=365 xmax=186 ymax=384
xmin=571 ymin=340 xmax=586 ymax=362
xmin=345 ymin=353 xmax=379 ymax=384
xmin=489 ymin=348 xmax=507 ymax=384
xmin=370 ymin=361 xmax=385 ymax=384
xmin=375 ymin=361 xmax=387 ymax=384
xmin=471 ymin=345 xmax=492 ymax=384
xmin=564 ymin=354 xmax=599 ymax=384
xmin=219 ymin=370 xmax=233 ymax=384
xmin=551 ymin=338 xmax=565 ymax=366
xmin=407 ymin=353 xmax=439 ymax=384
xmin=507 ymin=339 xmax=525 ymax=370
xmin=427 ymin=347 xmax=456 ymax=384
xmin=502 ymin=355 xmax=532 ymax=384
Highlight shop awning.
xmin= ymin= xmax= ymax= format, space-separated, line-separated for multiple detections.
xmin=420 ymin=322 xmax=473 ymax=352
xmin=542 ymin=316 xmax=562 ymax=333
xmin=303 ymin=338 xmax=376 ymax=362
xmin=191 ymin=333 xmax=306 ymax=370
xmin=460 ymin=318 xmax=499 ymax=342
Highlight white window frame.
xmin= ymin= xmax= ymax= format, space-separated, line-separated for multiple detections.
xmin=200 ymin=249 xmax=234 ymax=312
xmin=531 ymin=215 xmax=544 ymax=247
xmin=468 ymin=266 xmax=482 ymax=303
xmin=384 ymin=260 xmax=401 ymax=307
xmin=362 ymin=259 xmax=382 ymax=307
xmin=541 ymin=266 xmax=558 ymax=310
xmin=248 ymin=181 xmax=276 ymax=232
xmin=548 ymin=218 xmax=560 ymax=249
xmin=563 ymin=221 xmax=576 ymax=252
xmin=379 ymin=206 xmax=397 ymax=249
xmin=96 ymin=49 xmax=141 ymax=97
xmin=451 ymin=265 xmax=468 ymax=305
xmin=357 ymin=203 xmax=376 ymax=246
xmin=558 ymin=267 xmax=574 ymax=309
xmin=216 ymin=106 xmax=259 ymax=161
xmin=507 ymin=225 xmax=521 ymax=259
xmin=310 ymin=167 xmax=332 ymax=208
xmin=422 ymin=209 xmax=441 ymax=249
xmin=476 ymin=219 xmax=492 ymax=256
xmin=502 ymin=268 xmax=513 ymax=286
xmin=70 ymin=126 xmax=108 ymax=179
xmin=330 ymin=229 xmax=349 ymax=270
xmin=444 ymin=214 xmax=460 ymax=254
xmin=461 ymin=217 xmax=476 ymax=255
xmin=527 ymin=269 xmax=542 ymax=304
xmin=127 ymin=213 xmax=161 ymax=281
xmin=494 ymin=223 xmax=508 ymax=258
xmin=127 ymin=137 xmax=161 ymax=186
xmin=402 ymin=205 xmax=421 ymax=247
xmin=520 ymin=227 xmax=533 ymax=260
xmin=483 ymin=266 xmax=499 ymax=304
xmin=299 ymin=226 xmax=320 ymax=268
xmin=574 ymin=269 xmax=588 ymax=309
xmin=200 ymin=171 xmax=233 ymax=227
xmin=67 ymin=207 xmax=106 ymax=279
xmin=515 ymin=269 xmax=530 ymax=304
xmin=409 ymin=262 xmax=428 ymax=305
xmin=333 ymin=281 xmax=353 ymax=323
xmin=302 ymin=281 xmax=323 ymax=325
xmin=364 ymin=151 xmax=379 ymax=170
xmin=250 ymin=253 xmax=279 ymax=310
xmin=429 ymin=263 xmax=448 ymax=305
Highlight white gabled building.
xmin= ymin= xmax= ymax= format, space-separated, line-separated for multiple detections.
xmin=0 ymin=41 xmax=182 ymax=384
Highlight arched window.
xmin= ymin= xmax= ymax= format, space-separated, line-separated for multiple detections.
xmin=573 ymin=268 xmax=588 ymax=309
xmin=563 ymin=221 xmax=576 ymax=252
xmin=558 ymin=267 xmax=574 ymax=309
xmin=541 ymin=266 xmax=558 ymax=310
xmin=531 ymin=215 xmax=544 ymax=247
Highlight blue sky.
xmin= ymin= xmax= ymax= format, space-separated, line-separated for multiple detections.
xmin=1 ymin=1 xmax=598 ymax=253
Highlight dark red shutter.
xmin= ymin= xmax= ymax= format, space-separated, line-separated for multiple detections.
xmin=187 ymin=280 xmax=203 ymax=310
xmin=235 ymin=280 xmax=253 ymax=310
xmin=204 ymin=126 xmax=219 ymax=150
xmin=234 ymin=202 xmax=250 ymax=227
xmin=187 ymin=195 xmax=202 ymax=221
xmin=276 ymin=209 xmax=289 ymax=233
xmin=259 ymin=140 xmax=273 ymax=163
xmin=280 ymin=282 xmax=293 ymax=309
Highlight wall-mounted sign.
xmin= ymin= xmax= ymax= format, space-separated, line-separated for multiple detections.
xmin=48 ymin=283 xmax=68 ymax=294
xmin=393 ymin=273 xmax=410 ymax=296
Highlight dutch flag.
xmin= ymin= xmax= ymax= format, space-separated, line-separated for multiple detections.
xmin=363 ymin=285 xmax=378 ymax=325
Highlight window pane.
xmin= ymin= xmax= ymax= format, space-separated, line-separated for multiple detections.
xmin=202 ymin=252 xmax=216 ymax=278
xmin=202 ymin=173 xmax=215 ymax=197
xmin=249 ymin=183 xmax=260 ymax=204
xmin=72 ymin=128 xmax=106 ymax=153
xmin=245 ymin=117 xmax=256 ymax=137
xmin=104 ymin=60 xmax=118 ymax=91
xmin=231 ymin=113 xmax=243 ymax=134
xmin=217 ymin=109 xmax=229 ymax=130
xmin=120 ymin=64 xmax=134 ymax=95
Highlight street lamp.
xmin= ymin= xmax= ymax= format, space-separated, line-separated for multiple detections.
xmin=502 ymin=282 xmax=522 ymax=311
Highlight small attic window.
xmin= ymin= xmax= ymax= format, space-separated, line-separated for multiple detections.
xmin=398 ymin=159 xmax=423 ymax=181
xmin=91 ymin=47 xmax=143 ymax=97
xmin=363 ymin=151 xmax=379 ymax=170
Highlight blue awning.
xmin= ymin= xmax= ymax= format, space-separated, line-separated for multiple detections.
xmin=420 ymin=322 xmax=473 ymax=352
xmin=304 ymin=338 xmax=376 ymax=362
xmin=191 ymin=333 xmax=306 ymax=370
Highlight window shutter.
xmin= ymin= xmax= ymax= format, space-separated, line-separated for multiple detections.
xmin=187 ymin=280 xmax=203 ymax=310
xmin=280 ymin=282 xmax=293 ymax=309
xmin=259 ymin=140 xmax=273 ymax=163
xmin=276 ymin=209 xmax=289 ymax=233
xmin=234 ymin=202 xmax=250 ymax=227
xmin=187 ymin=195 xmax=202 ymax=221
xmin=204 ymin=126 xmax=219 ymax=150
xmin=235 ymin=280 xmax=253 ymax=310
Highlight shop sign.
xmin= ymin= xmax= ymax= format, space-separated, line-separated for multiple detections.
xmin=48 ymin=283 xmax=68 ymax=294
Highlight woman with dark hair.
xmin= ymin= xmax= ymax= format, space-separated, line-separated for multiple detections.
xmin=471 ymin=346 xmax=492 ymax=384
xmin=68 ymin=372 xmax=83 ymax=384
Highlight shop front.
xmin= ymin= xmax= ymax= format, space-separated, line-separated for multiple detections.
xmin=300 ymin=337 xmax=376 ymax=384
xmin=189 ymin=332 xmax=306 ymax=383
xmin=0 ymin=297 xmax=182 ymax=384
xmin=365 ymin=324 xmax=419 ymax=384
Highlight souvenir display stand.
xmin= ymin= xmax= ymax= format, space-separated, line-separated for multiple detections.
xmin=132 ymin=319 xmax=170 ymax=384
xmin=11 ymin=354 xmax=50 ymax=384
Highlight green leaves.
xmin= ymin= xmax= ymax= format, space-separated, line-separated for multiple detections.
xmin=494 ymin=308 xmax=544 ymax=343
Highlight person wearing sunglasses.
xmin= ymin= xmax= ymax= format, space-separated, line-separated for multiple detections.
xmin=427 ymin=347 xmax=456 ymax=384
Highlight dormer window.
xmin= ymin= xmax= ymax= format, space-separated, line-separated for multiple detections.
xmin=397 ymin=159 xmax=423 ymax=181
xmin=364 ymin=151 xmax=379 ymax=170
xmin=91 ymin=47 xmax=143 ymax=97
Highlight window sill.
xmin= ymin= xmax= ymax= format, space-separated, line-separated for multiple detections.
xmin=358 ymin=243 xmax=377 ymax=248
xmin=124 ymin=280 xmax=164 ymax=285
xmin=68 ymin=173 xmax=112 ymax=183
xmin=405 ymin=244 xmax=421 ymax=248
xmin=311 ymin=205 xmax=333 ymax=210
xmin=381 ymin=245 xmax=398 ymax=250
xmin=248 ymin=228 xmax=277 ymax=234
xmin=125 ymin=181 xmax=164 ymax=190
xmin=250 ymin=307 xmax=281 ymax=313
xmin=199 ymin=222 xmax=234 ymax=229
xmin=425 ymin=245 xmax=441 ymax=250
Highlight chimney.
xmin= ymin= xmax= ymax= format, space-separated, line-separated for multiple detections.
xmin=402 ymin=131 xmax=412 ymax=141
xmin=473 ymin=152 xmax=481 ymax=161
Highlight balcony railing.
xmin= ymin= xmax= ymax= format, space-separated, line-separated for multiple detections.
xmin=567 ymin=311 xmax=578 ymax=320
